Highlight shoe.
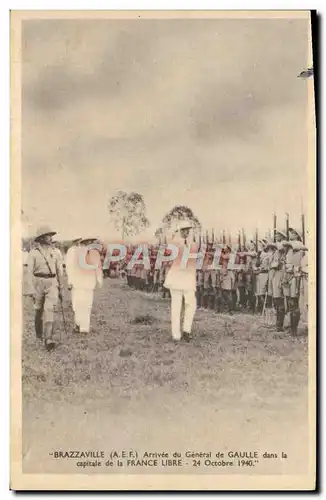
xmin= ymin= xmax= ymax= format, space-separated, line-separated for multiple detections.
xmin=45 ymin=339 xmax=56 ymax=351
xmin=182 ymin=332 xmax=192 ymax=342
xmin=73 ymin=324 xmax=80 ymax=334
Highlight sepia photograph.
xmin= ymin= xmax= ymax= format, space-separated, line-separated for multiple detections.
xmin=10 ymin=10 xmax=316 ymax=490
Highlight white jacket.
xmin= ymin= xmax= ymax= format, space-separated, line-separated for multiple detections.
xmin=66 ymin=245 xmax=102 ymax=290
xmin=164 ymin=233 xmax=199 ymax=292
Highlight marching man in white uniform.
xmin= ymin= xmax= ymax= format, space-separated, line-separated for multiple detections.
xmin=65 ymin=237 xmax=103 ymax=334
xmin=164 ymin=220 xmax=199 ymax=342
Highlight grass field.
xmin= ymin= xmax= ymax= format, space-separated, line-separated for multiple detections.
xmin=21 ymin=273 xmax=309 ymax=475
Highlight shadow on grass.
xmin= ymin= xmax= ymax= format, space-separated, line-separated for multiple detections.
xmin=130 ymin=314 xmax=157 ymax=325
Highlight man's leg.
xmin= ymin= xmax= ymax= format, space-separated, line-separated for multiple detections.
xmin=79 ymin=289 xmax=94 ymax=333
xmin=183 ymin=290 xmax=197 ymax=340
xmin=71 ymin=287 xmax=80 ymax=332
xmin=43 ymin=280 xmax=59 ymax=350
xmin=274 ymin=297 xmax=285 ymax=332
xmin=33 ymin=278 xmax=45 ymax=339
xmin=289 ymin=297 xmax=300 ymax=336
xmin=34 ymin=309 xmax=43 ymax=339
xmin=170 ymin=290 xmax=183 ymax=341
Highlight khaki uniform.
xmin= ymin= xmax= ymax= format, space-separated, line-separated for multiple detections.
xmin=27 ymin=244 xmax=63 ymax=340
xmin=283 ymin=242 xmax=305 ymax=299
xmin=283 ymin=241 xmax=306 ymax=335
xmin=219 ymin=249 xmax=236 ymax=313
xmin=299 ymin=251 xmax=308 ymax=322
xmin=255 ymin=250 xmax=271 ymax=296
xmin=268 ymin=242 xmax=286 ymax=330
xmin=269 ymin=243 xmax=285 ymax=299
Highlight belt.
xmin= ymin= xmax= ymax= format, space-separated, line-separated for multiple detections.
xmin=259 ymin=270 xmax=269 ymax=273
xmin=34 ymin=273 xmax=56 ymax=278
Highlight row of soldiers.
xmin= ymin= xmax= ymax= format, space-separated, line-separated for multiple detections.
xmin=122 ymin=226 xmax=308 ymax=336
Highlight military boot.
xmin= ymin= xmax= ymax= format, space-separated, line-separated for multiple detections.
xmin=290 ymin=311 xmax=301 ymax=336
xmin=44 ymin=321 xmax=56 ymax=351
xmin=202 ymin=293 xmax=209 ymax=309
xmin=34 ymin=310 xmax=43 ymax=339
xmin=276 ymin=309 xmax=285 ymax=332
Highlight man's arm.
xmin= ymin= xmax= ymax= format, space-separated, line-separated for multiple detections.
xmin=55 ymin=252 xmax=64 ymax=296
xmin=89 ymin=248 xmax=103 ymax=287
xmin=26 ymin=251 xmax=35 ymax=296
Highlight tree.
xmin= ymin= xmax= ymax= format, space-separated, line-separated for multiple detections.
xmin=108 ymin=191 xmax=150 ymax=240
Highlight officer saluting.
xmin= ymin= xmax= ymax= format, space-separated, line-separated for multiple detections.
xmin=164 ymin=220 xmax=198 ymax=342
xmin=26 ymin=226 xmax=64 ymax=351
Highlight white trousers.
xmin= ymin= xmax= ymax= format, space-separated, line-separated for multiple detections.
xmin=71 ymin=288 xmax=94 ymax=333
xmin=170 ymin=290 xmax=196 ymax=340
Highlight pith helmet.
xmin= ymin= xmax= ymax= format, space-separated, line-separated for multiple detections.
xmin=35 ymin=226 xmax=56 ymax=242
xmin=288 ymin=227 xmax=302 ymax=241
xmin=274 ymin=229 xmax=287 ymax=239
xmin=174 ymin=220 xmax=193 ymax=232
xmin=80 ymin=237 xmax=98 ymax=245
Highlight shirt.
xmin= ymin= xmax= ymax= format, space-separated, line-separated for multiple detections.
xmin=257 ymin=250 xmax=271 ymax=272
xmin=27 ymin=244 xmax=63 ymax=293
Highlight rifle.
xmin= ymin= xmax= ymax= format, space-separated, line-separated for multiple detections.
xmin=222 ymin=230 xmax=226 ymax=245
xmin=301 ymin=213 xmax=306 ymax=245
xmin=285 ymin=213 xmax=290 ymax=241
xmin=255 ymin=228 xmax=258 ymax=250
xmin=206 ymin=229 xmax=209 ymax=244
xmin=273 ymin=213 xmax=277 ymax=243
xmin=211 ymin=228 xmax=215 ymax=243
xmin=242 ymin=228 xmax=246 ymax=250
xmin=238 ymin=230 xmax=241 ymax=251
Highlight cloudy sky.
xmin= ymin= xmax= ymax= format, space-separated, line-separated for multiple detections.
xmin=21 ymin=15 xmax=312 ymax=241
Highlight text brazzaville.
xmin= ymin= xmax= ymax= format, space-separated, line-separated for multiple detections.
xmin=78 ymin=243 xmax=243 ymax=271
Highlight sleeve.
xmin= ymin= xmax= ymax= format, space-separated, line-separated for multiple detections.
xmin=89 ymin=249 xmax=103 ymax=286
xmin=26 ymin=251 xmax=35 ymax=294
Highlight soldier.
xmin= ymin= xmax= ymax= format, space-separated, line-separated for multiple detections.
xmin=269 ymin=229 xmax=287 ymax=331
xmin=202 ymin=244 xmax=214 ymax=309
xmin=164 ymin=220 xmax=198 ymax=342
xmin=66 ymin=237 xmax=103 ymax=334
xmin=130 ymin=246 xmax=137 ymax=289
xmin=196 ymin=268 xmax=204 ymax=308
xmin=299 ymin=247 xmax=308 ymax=324
xmin=206 ymin=244 xmax=218 ymax=310
xmin=220 ymin=244 xmax=235 ymax=314
xmin=254 ymin=239 xmax=271 ymax=314
xmin=282 ymin=228 xmax=307 ymax=336
xmin=235 ymin=243 xmax=247 ymax=311
xmin=65 ymin=238 xmax=82 ymax=331
xmin=26 ymin=226 xmax=64 ymax=351
xmin=243 ymin=240 xmax=258 ymax=313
